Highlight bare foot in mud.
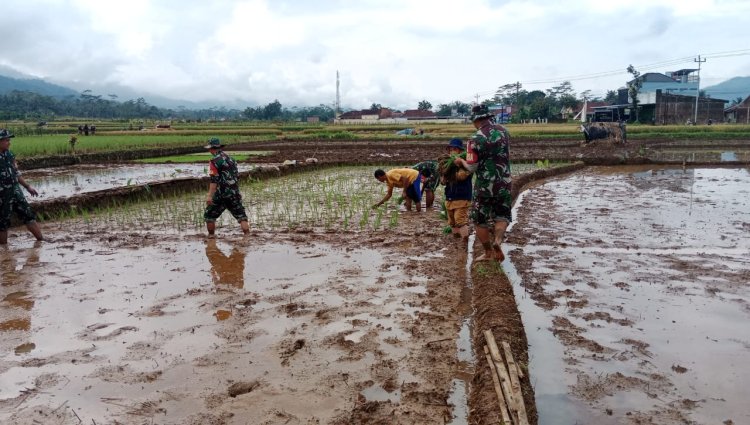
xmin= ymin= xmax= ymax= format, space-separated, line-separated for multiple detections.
xmin=474 ymin=253 xmax=494 ymax=263
xmin=492 ymin=244 xmax=505 ymax=262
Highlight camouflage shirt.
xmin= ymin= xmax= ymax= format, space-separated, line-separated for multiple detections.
xmin=412 ymin=160 xmax=439 ymax=191
xmin=466 ymin=123 xmax=511 ymax=198
xmin=208 ymin=151 xmax=240 ymax=196
xmin=0 ymin=150 xmax=20 ymax=189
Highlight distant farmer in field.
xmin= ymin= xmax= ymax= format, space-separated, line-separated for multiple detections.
xmin=68 ymin=135 xmax=78 ymax=154
xmin=203 ymin=138 xmax=250 ymax=238
xmin=454 ymin=105 xmax=511 ymax=262
xmin=372 ymin=167 xmax=429 ymax=212
xmin=0 ymin=129 xmax=44 ymax=245
xmin=439 ymin=138 xmax=473 ymax=240
xmin=412 ymin=160 xmax=439 ymax=209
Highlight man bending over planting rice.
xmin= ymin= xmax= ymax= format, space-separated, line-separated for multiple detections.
xmin=203 ymin=138 xmax=250 ymax=237
xmin=372 ymin=167 xmax=431 ymax=212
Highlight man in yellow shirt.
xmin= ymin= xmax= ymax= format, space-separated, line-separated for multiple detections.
xmin=372 ymin=167 xmax=429 ymax=212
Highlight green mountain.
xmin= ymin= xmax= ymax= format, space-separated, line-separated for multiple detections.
xmin=0 ymin=75 xmax=79 ymax=98
xmin=703 ymin=76 xmax=750 ymax=103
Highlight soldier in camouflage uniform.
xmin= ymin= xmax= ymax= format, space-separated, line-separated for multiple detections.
xmin=0 ymin=129 xmax=44 ymax=245
xmin=203 ymin=138 xmax=249 ymax=237
xmin=412 ymin=160 xmax=439 ymax=209
xmin=454 ymin=105 xmax=511 ymax=262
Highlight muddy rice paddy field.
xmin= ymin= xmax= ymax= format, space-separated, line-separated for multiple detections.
xmin=1 ymin=137 xmax=749 ymax=424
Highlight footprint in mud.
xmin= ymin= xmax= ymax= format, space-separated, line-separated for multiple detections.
xmin=78 ymin=324 xmax=138 ymax=341
xmin=228 ymin=380 xmax=262 ymax=397
xmin=279 ymin=338 xmax=306 ymax=366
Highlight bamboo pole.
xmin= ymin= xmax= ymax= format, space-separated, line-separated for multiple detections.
xmin=484 ymin=345 xmax=513 ymax=425
xmin=484 ymin=330 xmax=518 ymax=423
xmin=501 ymin=341 xmax=525 ymax=380
xmin=502 ymin=341 xmax=530 ymax=425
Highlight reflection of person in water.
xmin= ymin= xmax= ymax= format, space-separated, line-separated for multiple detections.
xmin=205 ymin=239 xmax=245 ymax=289
xmin=0 ymin=242 xmax=41 ymax=336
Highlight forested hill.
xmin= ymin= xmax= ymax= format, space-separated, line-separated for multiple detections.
xmin=0 ymin=75 xmax=79 ymax=98
xmin=704 ymin=76 xmax=750 ymax=103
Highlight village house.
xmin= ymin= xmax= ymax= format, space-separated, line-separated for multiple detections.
xmin=724 ymin=95 xmax=750 ymax=124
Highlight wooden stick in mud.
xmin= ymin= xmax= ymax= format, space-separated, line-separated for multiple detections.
xmin=484 ymin=330 xmax=519 ymax=423
xmin=484 ymin=345 xmax=513 ymax=425
xmin=502 ymin=341 xmax=525 ymax=379
xmin=501 ymin=341 xmax=530 ymax=425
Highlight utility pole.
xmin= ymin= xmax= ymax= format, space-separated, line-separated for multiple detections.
xmin=693 ymin=55 xmax=706 ymax=124
xmin=474 ymin=93 xmax=480 ymax=105
xmin=335 ymin=70 xmax=341 ymax=118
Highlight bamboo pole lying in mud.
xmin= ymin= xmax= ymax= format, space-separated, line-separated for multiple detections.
xmin=484 ymin=345 xmax=514 ymax=425
xmin=484 ymin=329 xmax=530 ymax=425
xmin=503 ymin=341 xmax=525 ymax=379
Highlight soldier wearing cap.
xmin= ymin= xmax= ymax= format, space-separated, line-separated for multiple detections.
xmin=454 ymin=105 xmax=511 ymax=262
xmin=0 ymin=129 xmax=43 ymax=244
xmin=203 ymin=138 xmax=249 ymax=237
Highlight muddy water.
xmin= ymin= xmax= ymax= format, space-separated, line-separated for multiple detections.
xmin=0 ymin=235 xmax=444 ymax=424
xmin=20 ymin=163 xmax=255 ymax=200
xmin=648 ymin=149 xmax=750 ymax=163
xmin=510 ymin=166 xmax=750 ymax=424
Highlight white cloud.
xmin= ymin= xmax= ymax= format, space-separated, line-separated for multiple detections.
xmin=1 ymin=0 xmax=749 ymax=109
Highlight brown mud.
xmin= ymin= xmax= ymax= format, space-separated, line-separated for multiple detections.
xmin=507 ymin=165 xmax=750 ymax=424
xmin=1 ymin=211 xmax=475 ymax=424
xmin=3 ymin=137 xmax=750 ymax=424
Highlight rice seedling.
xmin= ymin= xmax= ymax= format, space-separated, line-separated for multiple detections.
xmin=51 ymin=166 xmax=407 ymax=233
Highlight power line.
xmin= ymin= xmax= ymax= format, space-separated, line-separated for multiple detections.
xmin=473 ymin=48 xmax=750 ymax=100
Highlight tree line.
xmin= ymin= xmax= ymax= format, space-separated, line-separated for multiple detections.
xmin=0 ymin=89 xmax=343 ymax=123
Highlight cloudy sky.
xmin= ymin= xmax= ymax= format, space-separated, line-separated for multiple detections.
xmin=2 ymin=0 xmax=749 ymax=110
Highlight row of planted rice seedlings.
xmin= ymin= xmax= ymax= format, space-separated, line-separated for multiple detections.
xmin=58 ymin=166 xmax=395 ymax=233
xmin=55 ymin=162 xmax=571 ymax=234
xmin=242 ymin=167 xmax=392 ymax=231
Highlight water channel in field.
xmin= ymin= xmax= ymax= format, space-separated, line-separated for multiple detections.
xmin=509 ymin=166 xmax=750 ymax=424
xmin=20 ymin=163 xmax=256 ymax=200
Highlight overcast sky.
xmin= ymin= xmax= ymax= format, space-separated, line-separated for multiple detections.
xmin=2 ymin=0 xmax=749 ymax=110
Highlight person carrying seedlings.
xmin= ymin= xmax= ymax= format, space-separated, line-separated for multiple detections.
xmin=0 ymin=129 xmax=43 ymax=245
xmin=454 ymin=105 xmax=511 ymax=262
xmin=372 ymin=167 xmax=429 ymax=212
xmin=203 ymin=138 xmax=250 ymax=237
xmin=412 ymin=160 xmax=439 ymax=209
xmin=439 ymin=138 xmax=473 ymax=240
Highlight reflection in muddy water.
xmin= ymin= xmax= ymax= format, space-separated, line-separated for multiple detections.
xmin=0 ymin=236 xmax=445 ymax=423
xmin=361 ymin=383 xmax=401 ymax=403
xmin=721 ymin=151 xmax=738 ymax=161
xmin=22 ymin=163 xmax=255 ymax=200
xmin=511 ymin=167 xmax=750 ymax=424
xmin=648 ymin=149 xmax=750 ymax=163
xmin=14 ymin=342 xmax=35 ymax=355
xmin=205 ymin=239 xmax=245 ymax=288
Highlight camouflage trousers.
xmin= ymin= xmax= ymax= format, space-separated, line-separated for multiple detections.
xmin=470 ymin=192 xmax=512 ymax=228
xmin=0 ymin=186 xmax=37 ymax=231
xmin=204 ymin=192 xmax=248 ymax=223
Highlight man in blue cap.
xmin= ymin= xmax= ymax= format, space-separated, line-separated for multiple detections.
xmin=203 ymin=138 xmax=250 ymax=237
xmin=440 ymin=138 xmax=473 ymax=240
xmin=0 ymin=129 xmax=43 ymax=244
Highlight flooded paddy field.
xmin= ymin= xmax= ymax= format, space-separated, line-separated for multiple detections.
xmin=508 ymin=166 xmax=750 ymax=424
xmin=21 ymin=163 xmax=257 ymax=201
xmin=0 ymin=166 xmax=483 ymax=424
